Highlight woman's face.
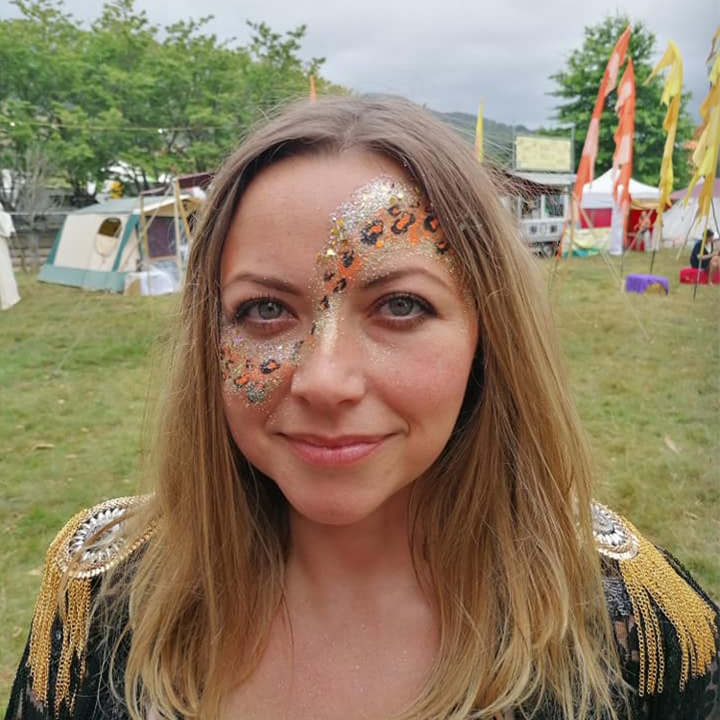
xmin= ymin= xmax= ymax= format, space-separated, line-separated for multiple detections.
xmin=219 ymin=151 xmax=478 ymax=527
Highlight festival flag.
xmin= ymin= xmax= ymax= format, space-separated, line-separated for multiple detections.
xmin=612 ymin=58 xmax=635 ymax=249
xmin=309 ymin=74 xmax=317 ymax=103
xmin=684 ymin=26 xmax=720 ymax=226
xmin=572 ymin=25 xmax=631 ymax=206
xmin=645 ymin=40 xmax=683 ymax=248
xmin=474 ymin=99 xmax=483 ymax=162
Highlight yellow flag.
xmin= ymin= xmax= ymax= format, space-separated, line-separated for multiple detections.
xmin=684 ymin=26 xmax=720 ymax=223
xmin=474 ymin=100 xmax=483 ymax=162
xmin=646 ymin=40 xmax=683 ymax=237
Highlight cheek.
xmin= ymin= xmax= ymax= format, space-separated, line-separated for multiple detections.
xmin=368 ymin=329 xmax=476 ymax=423
xmin=219 ymin=328 xmax=303 ymax=407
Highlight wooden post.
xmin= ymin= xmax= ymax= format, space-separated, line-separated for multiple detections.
xmin=567 ymin=195 xmax=576 ymax=262
xmin=138 ymin=193 xmax=154 ymax=311
xmin=693 ymin=216 xmax=711 ymax=300
xmin=172 ymin=181 xmax=183 ymax=288
xmin=649 ymin=215 xmax=660 ymax=275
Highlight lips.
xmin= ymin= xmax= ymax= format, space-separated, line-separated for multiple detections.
xmin=281 ymin=433 xmax=389 ymax=466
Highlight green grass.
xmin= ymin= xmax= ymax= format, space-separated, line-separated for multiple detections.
xmin=1 ymin=250 xmax=718 ymax=704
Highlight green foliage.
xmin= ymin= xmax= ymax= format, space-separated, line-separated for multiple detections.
xmin=550 ymin=15 xmax=694 ymax=188
xmin=0 ymin=0 xmax=343 ymax=208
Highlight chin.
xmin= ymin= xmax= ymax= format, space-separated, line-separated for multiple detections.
xmin=286 ymin=492 xmax=381 ymax=527
xmin=281 ymin=482 xmax=409 ymax=528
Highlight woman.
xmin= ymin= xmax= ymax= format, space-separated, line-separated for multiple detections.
xmin=6 ymin=97 xmax=719 ymax=720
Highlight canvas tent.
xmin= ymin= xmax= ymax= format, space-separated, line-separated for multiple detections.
xmin=579 ymin=168 xmax=660 ymax=228
xmin=39 ymin=195 xmax=200 ymax=292
xmin=0 ymin=202 xmax=20 ymax=310
xmin=661 ymin=180 xmax=720 ymax=247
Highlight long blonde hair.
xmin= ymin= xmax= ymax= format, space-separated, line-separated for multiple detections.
xmin=109 ymin=97 xmax=621 ymax=720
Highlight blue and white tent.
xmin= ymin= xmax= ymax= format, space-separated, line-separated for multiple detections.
xmin=39 ymin=196 xmax=198 ymax=292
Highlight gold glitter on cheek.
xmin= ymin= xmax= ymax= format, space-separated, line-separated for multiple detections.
xmin=219 ymin=323 xmax=307 ymax=407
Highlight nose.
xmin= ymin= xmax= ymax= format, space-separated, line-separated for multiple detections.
xmin=290 ymin=319 xmax=366 ymax=408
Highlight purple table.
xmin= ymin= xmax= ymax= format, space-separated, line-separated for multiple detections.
xmin=624 ymin=273 xmax=669 ymax=295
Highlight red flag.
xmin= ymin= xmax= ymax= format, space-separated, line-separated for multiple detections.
xmin=572 ymin=25 xmax=631 ymax=206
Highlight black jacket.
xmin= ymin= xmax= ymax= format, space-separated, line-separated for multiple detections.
xmin=5 ymin=499 xmax=720 ymax=720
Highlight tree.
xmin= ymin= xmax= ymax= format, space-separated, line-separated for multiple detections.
xmin=0 ymin=0 xmax=344 ymax=207
xmin=16 ymin=145 xmax=55 ymax=271
xmin=0 ymin=0 xmax=80 ymax=208
xmin=549 ymin=15 xmax=694 ymax=188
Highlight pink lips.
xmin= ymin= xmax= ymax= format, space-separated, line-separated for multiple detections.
xmin=283 ymin=434 xmax=387 ymax=466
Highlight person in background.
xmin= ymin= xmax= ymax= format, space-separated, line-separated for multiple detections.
xmin=690 ymin=228 xmax=720 ymax=276
xmin=0 ymin=201 xmax=21 ymax=311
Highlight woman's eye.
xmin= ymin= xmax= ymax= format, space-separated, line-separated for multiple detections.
xmin=376 ymin=294 xmax=434 ymax=323
xmin=255 ymin=300 xmax=283 ymax=320
xmin=386 ymin=296 xmax=417 ymax=317
xmin=233 ymin=298 xmax=292 ymax=325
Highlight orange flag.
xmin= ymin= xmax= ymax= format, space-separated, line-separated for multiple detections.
xmin=612 ymin=58 xmax=635 ymax=217
xmin=309 ymin=75 xmax=317 ymax=103
xmin=572 ymin=25 xmax=631 ymax=206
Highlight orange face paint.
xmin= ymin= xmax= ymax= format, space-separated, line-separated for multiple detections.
xmin=220 ymin=176 xmax=452 ymax=407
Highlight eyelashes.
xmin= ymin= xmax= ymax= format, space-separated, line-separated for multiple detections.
xmin=233 ymin=295 xmax=293 ymax=324
xmin=371 ymin=292 xmax=435 ymax=326
xmin=230 ymin=292 xmax=435 ymax=332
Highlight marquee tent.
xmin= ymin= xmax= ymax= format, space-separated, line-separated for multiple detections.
xmin=661 ymin=180 xmax=720 ymax=247
xmin=579 ymin=169 xmax=661 ymax=229
xmin=39 ymin=195 xmax=200 ymax=292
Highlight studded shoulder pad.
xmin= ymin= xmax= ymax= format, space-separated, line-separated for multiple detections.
xmin=55 ymin=495 xmax=153 ymax=578
xmin=590 ymin=501 xmax=639 ymax=561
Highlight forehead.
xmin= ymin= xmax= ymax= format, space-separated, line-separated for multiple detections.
xmin=239 ymin=150 xmax=409 ymax=220
xmin=220 ymin=151 xmax=416 ymax=281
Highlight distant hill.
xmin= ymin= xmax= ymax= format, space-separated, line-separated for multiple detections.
xmin=432 ymin=110 xmax=533 ymax=167
xmin=361 ymin=94 xmax=534 ymax=168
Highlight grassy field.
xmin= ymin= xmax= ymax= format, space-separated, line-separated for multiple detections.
xmin=1 ymin=250 xmax=719 ymax=704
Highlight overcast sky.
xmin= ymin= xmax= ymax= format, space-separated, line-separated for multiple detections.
xmin=3 ymin=0 xmax=717 ymax=127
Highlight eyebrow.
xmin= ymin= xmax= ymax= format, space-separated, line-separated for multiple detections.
xmin=360 ymin=267 xmax=453 ymax=292
xmin=223 ymin=272 xmax=304 ymax=296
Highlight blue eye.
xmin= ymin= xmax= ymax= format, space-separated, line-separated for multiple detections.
xmin=255 ymin=300 xmax=283 ymax=320
xmin=386 ymin=296 xmax=416 ymax=317
xmin=233 ymin=297 xmax=291 ymax=325
xmin=376 ymin=293 xmax=434 ymax=323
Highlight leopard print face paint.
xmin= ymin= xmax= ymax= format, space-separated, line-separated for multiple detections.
xmin=220 ymin=175 xmax=454 ymax=406
xmin=219 ymin=334 xmax=305 ymax=405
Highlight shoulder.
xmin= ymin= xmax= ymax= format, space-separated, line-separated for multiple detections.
xmin=44 ymin=495 xmax=153 ymax=579
xmin=13 ymin=496 xmax=154 ymax=719
xmin=591 ymin=501 xmax=720 ymax=715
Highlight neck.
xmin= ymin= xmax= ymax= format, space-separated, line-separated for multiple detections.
xmin=286 ymin=487 xmax=424 ymax=609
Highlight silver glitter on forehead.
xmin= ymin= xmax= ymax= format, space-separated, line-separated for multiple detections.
xmin=328 ymin=175 xmax=423 ymax=241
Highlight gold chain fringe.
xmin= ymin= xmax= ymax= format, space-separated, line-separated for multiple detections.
xmin=27 ymin=509 xmax=91 ymax=716
xmin=618 ymin=518 xmax=718 ymax=695
xmin=26 ymin=497 xmax=153 ymax=716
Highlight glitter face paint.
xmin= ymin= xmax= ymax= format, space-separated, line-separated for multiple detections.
xmin=219 ymin=175 xmax=456 ymax=407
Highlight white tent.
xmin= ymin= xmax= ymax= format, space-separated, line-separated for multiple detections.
xmin=38 ymin=195 xmax=199 ymax=293
xmin=0 ymin=202 xmax=20 ymax=310
xmin=661 ymin=180 xmax=720 ymax=247
xmin=580 ymin=168 xmax=660 ymax=210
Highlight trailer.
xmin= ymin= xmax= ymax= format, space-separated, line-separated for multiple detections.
xmin=503 ymin=171 xmax=575 ymax=257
